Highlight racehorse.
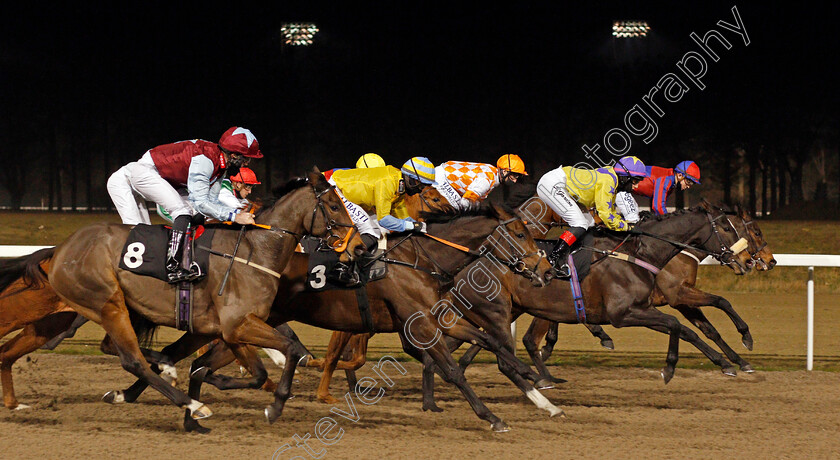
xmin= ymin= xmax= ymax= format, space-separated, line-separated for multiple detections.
xmin=0 ymin=168 xmax=365 ymax=423
xmin=313 ymin=201 xmax=754 ymax=410
xmin=0 ymin=184 xmax=454 ymax=412
xmin=125 ymin=202 xmax=551 ymax=432
xmin=517 ymin=202 xmax=776 ymax=381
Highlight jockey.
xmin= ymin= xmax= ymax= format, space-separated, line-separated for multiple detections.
xmin=107 ymin=126 xmax=262 ymax=283
xmin=537 ymin=156 xmax=647 ymax=278
xmin=434 ymin=154 xmax=528 ymax=211
xmin=326 ymin=156 xmax=436 ymax=283
xmin=218 ymin=167 xmax=261 ymax=209
xmin=356 ymin=152 xmax=386 ymax=169
xmin=632 ymin=160 xmax=701 ymax=216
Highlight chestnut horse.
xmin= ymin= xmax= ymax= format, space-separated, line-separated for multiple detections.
xmin=0 ymin=168 xmax=365 ymax=424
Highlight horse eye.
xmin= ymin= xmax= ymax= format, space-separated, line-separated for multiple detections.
xmin=517 ymin=233 xmax=525 ymax=238
xmin=330 ymin=205 xmax=339 ymax=211
xmin=433 ymin=198 xmax=440 ymax=202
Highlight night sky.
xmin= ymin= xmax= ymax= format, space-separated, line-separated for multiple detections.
xmin=1 ymin=1 xmax=837 ymax=207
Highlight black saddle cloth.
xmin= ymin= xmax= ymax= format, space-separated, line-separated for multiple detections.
xmin=118 ymin=225 xmax=214 ymax=281
xmin=300 ymin=236 xmax=387 ymax=292
xmin=536 ymin=230 xmax=594 ymax=280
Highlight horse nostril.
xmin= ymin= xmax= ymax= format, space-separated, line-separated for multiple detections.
xmin=770 ymin=259 xmax=777 ymax=268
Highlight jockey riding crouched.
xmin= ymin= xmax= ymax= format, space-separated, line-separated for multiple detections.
xmin=433 ymin=154 xmax=529 ymax=211
xmin=610 ymin=159 xmax=702 ymax=224
xmin=218 ymin=167 xmax=261 ymax=210
xmin=325 ymin=156 xmax=436 ymax=284
xmin=537 ymin=156 xmax=647 ymax=279
xmin=107 ymin=126 xmax=262 ymax=283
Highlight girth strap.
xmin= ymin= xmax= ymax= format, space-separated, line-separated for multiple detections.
xmin=567 ymin=253 xmax=587 ymax=323
xmin=354 ymin=286 xmax=375 ymax=333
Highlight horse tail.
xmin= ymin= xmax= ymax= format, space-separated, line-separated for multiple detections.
xmin=0 ymin=247 xmax=55 ymax=299
xmin=127 ymin=308 xmax=159 ymax=350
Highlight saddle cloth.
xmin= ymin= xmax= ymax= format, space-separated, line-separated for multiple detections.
xmin=118 ymin=225 xmax=214 ymax=281
xmin=299 ymin=236 xmax=387 ymax=292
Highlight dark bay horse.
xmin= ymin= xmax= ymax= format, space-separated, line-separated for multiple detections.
xmin=519 ymin=203 xmax=776 ymax=380
xmin=1 ymin=168 xmax=365 ymax=423
xmin=320 ymin=202 xmax=753 ymax=410
xmin=172 ymin=202 xmax=551 ymax=432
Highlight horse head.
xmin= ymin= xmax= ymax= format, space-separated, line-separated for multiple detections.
xmin=733 ymin=203 xmax=776 ymax=270
xmin=404 ymin=185 xmax=456 ymax=221
xmin=696 ymin=199 xmax=752 ymax=274
xmin=482 ymin=202 xmax=552 ymax=287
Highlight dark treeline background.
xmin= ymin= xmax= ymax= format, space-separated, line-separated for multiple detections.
xmin=1 ymin=2 xmax=837 ymax=216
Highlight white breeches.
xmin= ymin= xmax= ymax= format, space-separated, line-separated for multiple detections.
xmin=107 ymin=152 xmax=193 ymax=225
xmin=327 ymin=178 xmax=382 ymax=238
xmin=537 ymin=167 xmax=595 ymax=229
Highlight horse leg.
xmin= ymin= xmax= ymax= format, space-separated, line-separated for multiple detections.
xmin=644 ymin=322 xmax=737 ymax=376
xmin=585 ymin=323 xmax=614 ymax=350
xmin=102 ymin=333 xmax=212 ymax=404
xmin=457 ymin=344 xmax=481 ymax=371
xmin=611 ymin=307 xmax=682 ymax=384
xmin=1 ymin=312 xmax=77 ymax=410
xmin=522 ymin=318 xmax=557 ymax=382
xmin=214 ymin=315 xmax=310 ymax=424
xmin=310 ymin=331 xmax=354 ymax=404
xmin=443 ymin=321 xmax=564 ymax=417
xmin=95 ymin=293 xmax=210 ymax=419
xmin=421 ymin=351 xmax=443 ymax=412
xmin=674 ymin=285 xmax=753 ymax=350
xmin=400 ymin=316 xmax=509 ymax=432
xmin=673 ymin=306 xmax=753 ymax=373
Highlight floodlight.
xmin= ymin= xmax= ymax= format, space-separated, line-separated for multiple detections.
xmin=612 ymin=21 xmax=650 ymax=38
xmin=281 ymin=23 xmax=319 ymax=45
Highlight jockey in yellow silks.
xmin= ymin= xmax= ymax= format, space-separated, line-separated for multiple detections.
xmin=537 ymin=156 xmax=647 ymax=278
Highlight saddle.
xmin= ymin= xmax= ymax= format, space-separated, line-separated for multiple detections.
xmin=118 ymin=225 xmax=214 ymax=281
xmin=300 ymin=236 xmax=387 ymax=292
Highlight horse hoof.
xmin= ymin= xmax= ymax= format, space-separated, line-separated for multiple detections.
xmin=491 ymin=421 xmax=511 ymax=433
xmin=12 ymin=403 xmax=31 ymax=411
xmin=549 ymin=407 xmax=565 ymax=418
xmin=265 ymin=405 xmax=282 ymax=424
xmin=601 ymin=340 xmax=615 ymax=350
xmin=534 ymin=379 xmax=555 ymax=390
xmin=661 ymin=368 xmax=674 ymax=384
xmin=741 ymin=364 xmax=755 ymax=373
xmin=190 ymin=403 xmax=213 ymax=420
xmin=297 ymin=354 xmax=312 ymax=368
xmin=722 ymin=367 xmax=737 ymax=377
xmin=422 ymin=403 xmax=444 ymax=413
xmin=102 ymin=390 xmax=125 ymax=404
xmin=184 ymin=414 xmax=212 ymax=434
xmin=190 ymin=366 xmax=211 ymax=381
xmin=742 ymin=333 xmax=754 ymax=351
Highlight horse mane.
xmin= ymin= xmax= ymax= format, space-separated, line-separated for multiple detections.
xmin=419 ymin=203 xmax=501 ymax=224
xmin=254 ymin=177 xmax=310 ymax=218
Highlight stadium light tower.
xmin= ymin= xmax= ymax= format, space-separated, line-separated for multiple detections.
xmin=612 ymin=20 xmax=650 ymax=38
xmin=281 ymin=23 xmax=319 ymax=45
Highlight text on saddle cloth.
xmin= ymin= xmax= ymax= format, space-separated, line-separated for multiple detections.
xmin=118 ymin=225 xmax=215 ymax=281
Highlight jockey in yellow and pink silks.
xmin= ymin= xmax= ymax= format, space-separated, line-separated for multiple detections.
xmin=537 ymin=155 xmax=647 ymax=278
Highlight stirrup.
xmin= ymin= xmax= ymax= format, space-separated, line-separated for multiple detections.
xmin=167 ymin=268 xmax=193 ymax=284
xmin=551 ymin=263 xmax=571 ymax=280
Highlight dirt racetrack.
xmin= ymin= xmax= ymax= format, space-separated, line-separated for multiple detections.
xmin=0 ymin=354 xmax=838 ymax=459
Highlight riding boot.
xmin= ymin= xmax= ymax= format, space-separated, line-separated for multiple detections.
xmin=548 ymin=227 xmax=586 ymax=279
xmin=327 ymin=262 xmax=361 ymax=287
xmin=166 ymin=215 xmax=192 ymax=283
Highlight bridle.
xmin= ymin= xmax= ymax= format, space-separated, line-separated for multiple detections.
xmin=724 ymin=210 xmax=769 ymax=269
xmin=307 ymin=184 xmax=358 ymax=253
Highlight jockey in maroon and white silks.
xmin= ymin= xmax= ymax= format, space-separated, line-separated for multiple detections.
xmin=107 ymin=126 xmax=262 ymax=283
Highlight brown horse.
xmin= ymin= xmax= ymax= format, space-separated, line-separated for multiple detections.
xmin=0 ymin=184 xmax=453 ymax=412
xmin=167 ymin=202 xmax=551 ymax=432
xmin=519 ymin=203 xmax=776 ymax=381
xmin=1 ymin=168 xmax=365 ymax=423
xmin=316 ymin=201 xmax=753 ymax=410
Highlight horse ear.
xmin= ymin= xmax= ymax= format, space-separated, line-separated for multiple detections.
xmin=699 ymin=198 xmax=712 ymax=211
xmin=307 ymin=166 xmax=328 ymax=192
